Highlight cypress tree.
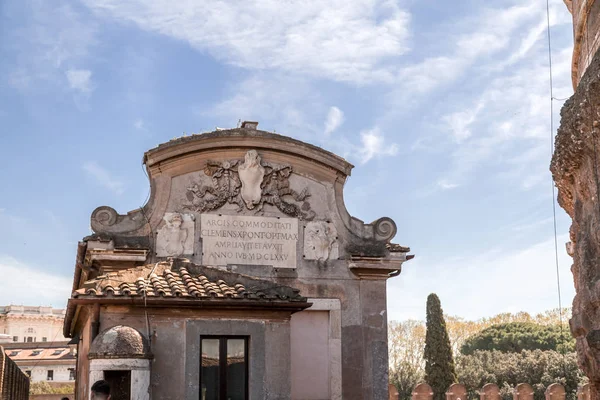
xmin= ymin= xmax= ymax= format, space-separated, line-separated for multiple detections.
xmin=424 ymin=293 xmax=457 ymax=400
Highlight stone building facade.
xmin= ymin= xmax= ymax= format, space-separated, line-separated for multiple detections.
xmin=0 ymin=306 xmax=75 ymax=396
xmin=550 ymin=0 xmax=600 ymax=397
xmin=64 ymin=124 xmax=412 ymax=400
xmin=0 ymin=306 xmax=67 ymax=343
xmin=2 ymin=341 xmax=76 ymax=384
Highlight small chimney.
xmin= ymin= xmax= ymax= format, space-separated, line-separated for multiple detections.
xmin=241 ymin=121 xmax=258 ymax=130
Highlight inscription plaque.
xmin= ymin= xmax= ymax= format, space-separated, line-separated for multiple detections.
xmin=200 ymin=214 xmax=298 ymax=268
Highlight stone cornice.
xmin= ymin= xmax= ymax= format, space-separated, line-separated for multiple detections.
xmin=13 ymin=359 xmax=75 ymax=367
xmin=2 ymin=341 xmax=70 ymax=349
xmin=85 ymin=248 xmax=148 ymax=264
xmin=2 ymin=315 xmax=64 ymax=321
xmin=348 ymin=256 xmax=404 ymax=280
xmin=64 ymin=297 xmax=311 ymax=337
xmin=144 ymin=128 xmax=354 ymax=177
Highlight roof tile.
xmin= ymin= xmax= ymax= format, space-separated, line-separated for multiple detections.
xmin=73 ymin=259 xmax=306 ymax=302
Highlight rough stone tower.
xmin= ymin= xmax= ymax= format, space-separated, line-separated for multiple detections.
xmin=550 ymin=0 xmax=600 ymax=396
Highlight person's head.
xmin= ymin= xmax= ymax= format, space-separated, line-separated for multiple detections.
xmin=61 ymin=398 xmax=70 ymax=400
xmin=91 ymin=380 xmax=111 ymax=400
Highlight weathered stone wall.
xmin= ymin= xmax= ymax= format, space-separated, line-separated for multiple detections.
xmin=72 ymin=128 xmax=409 ymax=400
xmin=551 ymin=10 xmax=600 ymax=397
xmin=74 ymin=312 xmax=91 ymax=400
xmin=0 ymin=345 xmax=29 ymax=400
xmin=96 ymin=305 xmax=294 ymax=400
xmin=568 ymin=0 xmax=600 ymax=88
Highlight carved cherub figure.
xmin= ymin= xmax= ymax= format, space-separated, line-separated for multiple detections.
xmin=161 ymin=213 xmax=188 ymax=256
xmin=305 ymin=221 xmax=336 ymax=261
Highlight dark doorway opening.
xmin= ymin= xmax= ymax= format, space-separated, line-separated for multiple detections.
xmin=104 ymin=370 xmax=131 ymax=400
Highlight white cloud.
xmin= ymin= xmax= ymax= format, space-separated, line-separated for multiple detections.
xmin=206 ymin=73 xmax=323 ymax=138
xmin=208 ymin=75 xmax=393 ymax=164
xmin=324 ymin=106 xmax=344 ymax=135
xmin=437 ymin=180 xmax=459 ymax=191
xmin=134 ymin=118 xmax=145 ymax=130
xmin=6 ymin=1 xmax=96 ymax=91
xmin=0 ymin=256 xmax=71 ymax=307
xmin=66 ymin=69 xmax=93 ymax=93
xmin=387 ymin=234 xmax=574 ymax=321
xmin=434 ymin=43 xmax=573 ymax=190
xmin=358 ymin=127 xmax=398 ymax=164
xmin=82 ymin=161 xmax=125 ymax=195
xmin=443 ymin=100 xmax=485 ymax=143
xmin=394 ymin=56 xmax=464 ymax=96
xmin=510 ymin=217 xmax=554 ymax=233
xmin=392 ymin=2 xmax=568 ymax=99
xmin=414 ymin=179 xmax=461 ymax=197
xmin=83 ymin=0 xmax=410 ymax=84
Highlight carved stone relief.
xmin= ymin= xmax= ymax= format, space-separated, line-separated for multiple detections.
xmin=183 ymin=150 xmax=315 ymax=220
xmin=93 ymin=206 xmax=118 ymax=227
xmin=156 ymin=213 xmax=195 ymax=257
xmin=201 ymin=214 xmax=298 ymax=268
xmin=238 ymin=150 xmax=265 ymax=209
xmin=304 ymin=221 xmax=338 ymax=261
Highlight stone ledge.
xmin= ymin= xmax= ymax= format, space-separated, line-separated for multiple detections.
xmin=349 ymin=256 xmax=404 ymax=280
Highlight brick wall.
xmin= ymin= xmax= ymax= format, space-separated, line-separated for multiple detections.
xmin=0 ymin=345 xmax=30 ymax=400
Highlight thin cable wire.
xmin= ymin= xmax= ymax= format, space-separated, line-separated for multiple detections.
xmin=545 ymin=4 xmax=572 ymax=383
xmin=545 ymin=0 xmax=563 ymax=328
xmin=140 ymin=162 xmax=154 ymax=242
xmin=140 ymin=161 xmax=155 ymax=400
xmin=138 ymin=161 xmax=154 ymax=344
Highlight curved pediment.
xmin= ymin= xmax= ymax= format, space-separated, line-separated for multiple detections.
xmin=88 ymin=125 xmax=406 ymax=270
xmin=143 ymin=128 xmax=353 ymax=176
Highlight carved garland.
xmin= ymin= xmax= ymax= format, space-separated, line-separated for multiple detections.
xmin=182 ymin=150 xmax=316 ymax=220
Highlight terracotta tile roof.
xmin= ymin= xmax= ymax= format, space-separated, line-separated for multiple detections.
xmin=73 ymin=259 xmax=306 ymax=302
xmin=4 ymin=346 xmax=75 ymax=361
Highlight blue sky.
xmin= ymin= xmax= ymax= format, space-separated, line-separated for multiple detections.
xmin=0 ymin=0 xmax=576 ymax=322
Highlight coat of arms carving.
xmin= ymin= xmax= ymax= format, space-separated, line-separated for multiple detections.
xmin=183 ymin=150 xmax=315 ymax=220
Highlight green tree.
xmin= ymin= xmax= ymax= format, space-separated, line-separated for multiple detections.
xmin=424 ymin=293 xmax=457 ymax=400
xmin=456 ymin=350 xmax=586 ymax=400
xmin=461 ymin=322 xmax=575 ymax=355
xmin=29 ymin=382 xmax=74 ymax=395
xmin=389 ymin=320 xmax=426 ymax=399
